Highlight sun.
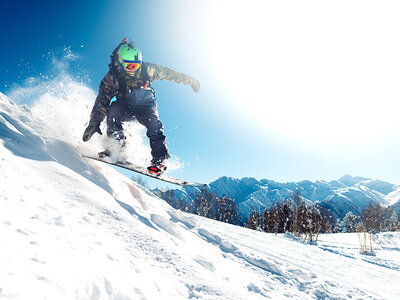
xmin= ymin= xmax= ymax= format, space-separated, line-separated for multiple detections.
xmin=206 ymin=0 xmax=400 ymax=147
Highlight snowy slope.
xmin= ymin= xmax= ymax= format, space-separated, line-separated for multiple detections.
xmin=1 ymin=91 xmax=400 ymax=299
xmin=386 ymin=186 xmax=400 ymax=207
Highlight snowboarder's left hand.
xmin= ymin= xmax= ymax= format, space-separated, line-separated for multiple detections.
xmin=190 ymin=78 xmax=200 ymax=93
xmin=82 ymin=122 xmax=102 ymax=142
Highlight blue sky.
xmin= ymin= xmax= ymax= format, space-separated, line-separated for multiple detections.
xmin=1 ymin=0 xmax=400 ymax=187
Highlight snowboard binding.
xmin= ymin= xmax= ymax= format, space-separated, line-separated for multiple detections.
xmin=147 ymin=160 xmax=167 ymax=176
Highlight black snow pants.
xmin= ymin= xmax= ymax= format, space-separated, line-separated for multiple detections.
xmin=106 ymin=89 xmax=169 ymax=161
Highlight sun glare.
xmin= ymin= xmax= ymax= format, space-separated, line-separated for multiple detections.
xmin=206 ymin=0 xmax=400 ymax=147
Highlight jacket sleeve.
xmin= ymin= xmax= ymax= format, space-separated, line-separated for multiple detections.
xmin=89 ymin=71 xmax=119 ymax=124
xmin=144 ymin=62 xmax=198 ymax=87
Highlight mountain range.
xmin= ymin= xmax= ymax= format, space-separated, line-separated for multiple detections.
xmin=167 ymin=175 xmax=400 ymax=222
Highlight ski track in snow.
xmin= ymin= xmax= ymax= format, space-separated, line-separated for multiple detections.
xmin=1 ymin=91 xmax=400 ymax=299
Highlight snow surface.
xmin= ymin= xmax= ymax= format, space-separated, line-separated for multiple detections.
xmin=1 ymin=91 xmax=400 ymax=299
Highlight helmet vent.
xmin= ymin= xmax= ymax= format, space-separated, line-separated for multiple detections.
xmin=127 ymin=38 xmax=135 ymax=49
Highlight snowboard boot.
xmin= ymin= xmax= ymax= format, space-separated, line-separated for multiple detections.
xmin=98 ymin=149 xmax=111 ymax=158
xmin=147 ymin=158 xmax=167 ymax=176
xmin=99 ymin=136 xmax=127 ymax=159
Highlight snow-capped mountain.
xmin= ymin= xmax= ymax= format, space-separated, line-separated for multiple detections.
xmin=1 ymin=91 xmax=400 ymax=299
xmin=386 ymin=186 xmax=400 ymax=209
xmin=390 ymin=188 xmax=400 ymax=216
xmin=172 ymin=175 xmax=399 ymax=222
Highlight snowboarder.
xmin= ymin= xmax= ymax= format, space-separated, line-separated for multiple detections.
xmin=82 ymin=38 xmax=200 ymax=175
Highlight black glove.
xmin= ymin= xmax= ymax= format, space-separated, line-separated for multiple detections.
xmin=190 ymin=79 xmax=200 ymax=93
xmin=82 ymin=122 xmax=102 ymax=142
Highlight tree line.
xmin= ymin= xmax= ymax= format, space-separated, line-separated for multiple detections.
xmin=246 ymin=190 xmax=399 ymax=242
xmin=245 ymin=190 xmax=337 ymax=242
xmin=341 ymin=201 xmax=399 ymax=233
xmin=155 ymin=188 xmax=399 ymax=240
xmin=155 ymin=187 xmax=239 ymax=225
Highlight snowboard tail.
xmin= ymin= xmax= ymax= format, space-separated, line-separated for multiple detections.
xmin=82 ymin=155 xmax=206 ymax=187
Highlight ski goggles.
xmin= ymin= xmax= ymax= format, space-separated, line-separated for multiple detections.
xmin=118 ymin=55 xmax=141 ymax=71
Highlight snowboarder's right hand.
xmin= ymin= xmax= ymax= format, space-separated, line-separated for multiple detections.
xmin=82 ymin=122 xmax=102 ymax=142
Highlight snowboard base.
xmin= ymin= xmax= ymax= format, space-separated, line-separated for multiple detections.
xmin=82 ymin=154 xmax=206 ymax=187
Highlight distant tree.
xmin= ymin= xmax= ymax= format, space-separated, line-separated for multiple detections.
xmin=316 ymin=205 xmax=335 ymax=233
xmin=390 ymin=210 xmax=399 ymax=231
xmin=332 ymin=218 xmax=341 ymax=233
xmin=356 ymin=221 xmax=365 ymax=233
xmin=292 ymin=189 xmax=303 ymax=237
xmin=246 ymin=207 xmax=262 ymax=231
xmin=358 ymin=231 xmax=375 ymax=255
xmin=362 ymin=202 xmax=384 ymax=232
xmin=261 ymin=200 xmax=294 ymax=234
xmin=162 ymin=189 xmax=176 ymax=207
xmin=215 ymin=195 xmax=239 ymax=225
xmin=261 ymin=193 xmax=336 ymax=242
xmin=131 ymin=175 xmax=148 ymax=188
xmin=302 ymin=202 xmax=313 ymax=234
xmin=341 ymin=212 xmax=360 ymax=233
xmin=157 ymin=187 xmax=239 ymax=224
xmin=277 ymin=200 xmax=294 ymax=233
xmin=297 ymin=202 xmax=321 ymax=242
xmin=157 ymin=189 xmax=193 ymax=212
xmin=194 ymin=187 xmax=217 ymax=218
xmin=297 ymin=200 xmax=310 ymax=235
xmin=311 ymin=206 xmax=322 ymax=242
xmin=262 ymin=205 xmax=276 ymax=233
xmin=158 ymin=189 xmax=179 ymax=209
xmin=384 ymin=208 xmax=398 ymax=232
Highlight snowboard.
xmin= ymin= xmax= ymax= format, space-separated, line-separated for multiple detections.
xmin=82 ymin=154 xmax=206 ymax=187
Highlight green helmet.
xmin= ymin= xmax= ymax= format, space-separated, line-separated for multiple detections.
xmin=117 ymin=43 xmax=142 ymax=74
